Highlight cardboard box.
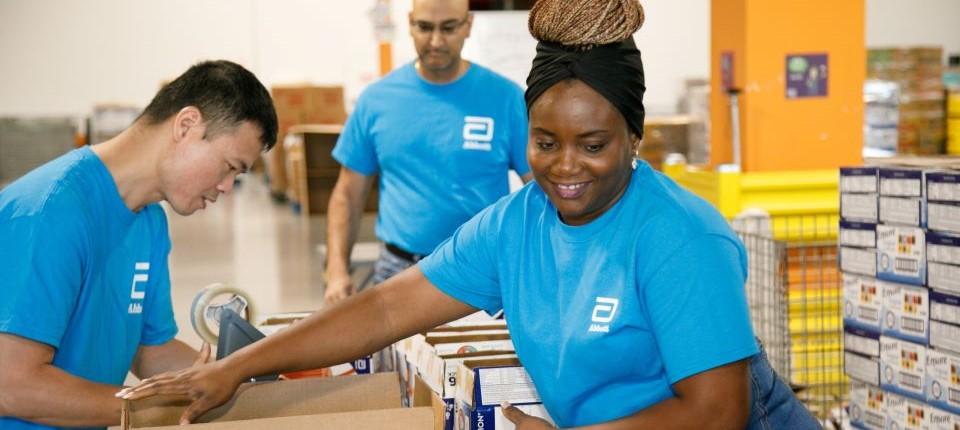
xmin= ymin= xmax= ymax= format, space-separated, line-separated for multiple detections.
xmin=846 ymin=350 xmax=881 ymax=385
xmin=841 ymin=193 xmax=879 ymax=223
xmin=929 ymin=262 xmax=960 ymax=295
xmin=119 ymin=373 xmax=432 ymax=429
xmin=848 ymin=381 xmax=886 ymax=430
xmin=844 ymin=274 xmax=883 ymax=332
xmin=925 ymin=348 xmax=960 ymax=415
xmin=880 ymin=167 xmax=924 ymax=197
xmin=928 ymin=231 xmax=960 ymax=266
xmin=842 ymin=247 xmax=878 ymax=277
xmin=881 ymin=280 xmax=929 ymax=344
xmin=845 ymin=325 xmax=881 ymax=357
xmin=931 ymin=290 xmax=960 ymax=327
xmin=841 ymin=167 xmax=880 ymax=194
xmin=840 ymin=220 xmax=877 ymax=248
xmin=455 ymin=358 xmax=552 ymax=430
xmin=879 ymin=196 xmax=925 ymax=227
xmin=876 ymin=225 xmax=926 ymax=286
xmin=928 ymin=201 xmax=960 ymax=235
xmin=880 ymin=336 xmax=927 ymax=400
xmin=931 ymin=320 xmax=960 ymax=355
xmin=928 ymin=406 xmax=960 ymax=430
xmin=926 ymin=171 xmax=960 ymax=202
xmin=883 ymin=391 xmax=929 ymax=430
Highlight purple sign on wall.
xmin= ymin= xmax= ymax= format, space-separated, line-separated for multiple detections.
xmin=786 ymin=54 xmax=828 ymax=99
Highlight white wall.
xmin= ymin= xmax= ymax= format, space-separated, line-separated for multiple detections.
xmin=0 ymin=0 xmax=957 ymax=119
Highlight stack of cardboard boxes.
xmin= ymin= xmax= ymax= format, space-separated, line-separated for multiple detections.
xmin=841 ymin=161 xmax=960 ymax=429
xmin=867 ymin=48 xmax=946 ymax=155
xmin=394 ymin=318 xmax=554 ymax=430
xmin=266 ymin=85 xmax=347 ymax=201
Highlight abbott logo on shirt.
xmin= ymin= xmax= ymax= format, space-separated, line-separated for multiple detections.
xmin=128 ymin=262 xmax=149 ymax=314
xmin=462 ymin=116 xmax=494 ymax=151
xmin=589 ymin=297 xmax=619 ymax=333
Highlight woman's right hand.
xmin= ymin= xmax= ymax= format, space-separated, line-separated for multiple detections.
xmin=115 ymin=359 xmax=243 ymax=425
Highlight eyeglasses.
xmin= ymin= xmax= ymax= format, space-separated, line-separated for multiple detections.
xmin=410 ymin=15 xmax=469 ymax=36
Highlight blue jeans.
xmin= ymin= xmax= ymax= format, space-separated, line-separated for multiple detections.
xmin=746 ymin=346 xmax=822 ymax=429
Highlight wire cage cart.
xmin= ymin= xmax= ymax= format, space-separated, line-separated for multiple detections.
xmin=732 ymin=212 xmax=845 ymax=427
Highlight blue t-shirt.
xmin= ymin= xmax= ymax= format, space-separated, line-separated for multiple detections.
xmin=333 ymin=62 xmax=530 ymax=255
xmin=420 ymin=162 xmax=759 ymax=427
xmin=0 ymin=147 xmax=177 ymax=430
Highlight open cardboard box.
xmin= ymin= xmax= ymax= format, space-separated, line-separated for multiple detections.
xmin=118 ymin=373 xmax=432 ymax=429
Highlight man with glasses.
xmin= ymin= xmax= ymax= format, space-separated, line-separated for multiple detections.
xmin=324 ymin=0 xmax=531 ymax=321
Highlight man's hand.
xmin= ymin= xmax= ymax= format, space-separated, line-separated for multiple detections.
xmin=323 ymin=273 xmax=355 ymax=305
xmin=501 ymin=402 xmax=556 ymax=430
xmin=116 ymin=359 xmax=241 ymax=425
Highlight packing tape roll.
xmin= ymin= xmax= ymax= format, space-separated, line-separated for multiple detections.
xmin=190 ymin=283 xmax=256 ymax=344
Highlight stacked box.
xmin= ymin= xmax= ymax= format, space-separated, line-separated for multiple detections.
xmin=863 ymin=80 xmax=900 ymax=153
xmin=868 ymin=47 xmax=946 ymax=155
xmin=843 ymin=160 xmax=960 ymax=426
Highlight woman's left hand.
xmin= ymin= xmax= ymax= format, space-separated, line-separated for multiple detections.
xmin=501 ymin=402 xmax=556 ymax=429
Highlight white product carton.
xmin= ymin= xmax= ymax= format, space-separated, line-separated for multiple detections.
xmin=925 ymin=348 xmax=960 ymax=415
xmin=844 ymin=274 xmax=883 ymax=332
xmin=842 ymin=247 xmax=878 ymax=277
xmin=880 ymin=336 xmax=927 ymax=400
xmin=881 ymin=280 xmax=930 ymax=344
xmin=876 ymin=225 xmax=926 ymax=286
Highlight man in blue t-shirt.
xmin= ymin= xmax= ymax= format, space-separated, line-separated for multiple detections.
xmin=0 ymin=60 xmax=278 ymax=429
xmin=323 ymin=0 xmax=531 ymax=305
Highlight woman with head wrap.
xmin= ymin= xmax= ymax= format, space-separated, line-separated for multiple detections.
xmin=120 ymin=1 xmax=820 ymax=428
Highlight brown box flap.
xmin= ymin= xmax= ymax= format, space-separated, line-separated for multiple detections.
xmin=123 ymin=373 xmax=400 ymax=429
xmin=130 ymin=407 xmax=433 ymax=430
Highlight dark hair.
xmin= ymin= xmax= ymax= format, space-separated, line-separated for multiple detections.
xmin=139 ymin=60 xmax=278 ymax=151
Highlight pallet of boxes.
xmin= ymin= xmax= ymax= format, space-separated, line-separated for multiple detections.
xmin=393 ymin=316 xmax=555 ymax=430
xmin=840 ymin=159 xmax=960 ymax=429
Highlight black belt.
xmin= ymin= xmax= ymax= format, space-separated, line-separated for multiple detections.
xmin=385 ymin=243 xmax=426 ymax=262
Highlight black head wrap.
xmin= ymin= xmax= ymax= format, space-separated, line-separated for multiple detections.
xmin=525 ymin=38 xmax=646 ymax=139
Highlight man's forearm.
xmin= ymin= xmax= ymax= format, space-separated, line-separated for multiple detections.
xmin=0 ymin=364 xmax=121 ymax=427
xmin=325 ymin=186 xmax=365 ymax=278
xmin=133 ymin=339 xmax=199 ymax=378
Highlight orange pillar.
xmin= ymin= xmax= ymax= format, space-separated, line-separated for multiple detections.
xmin=710 ymin=0 xmax=865 ymax=172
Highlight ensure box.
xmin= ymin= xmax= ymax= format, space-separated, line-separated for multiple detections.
xmin=926 ymin=171 xmax=960 ymax=203
xmin=455 ymin=358 xmax=552 ymax=430
xmin=879 ymin=196 xmax=925 ymax=227
xmin=842 ymin=193 xmax=879 ymax=222
xmin=880 ymin=167 xmax=924 ymax=197
xmin=846 ymin=350 xmax=880 ymax=385
xmin=844 ymin=274 xmax=882 ymax=332
xmin=931 ymin=290 xmax=960 ymax=327
xmin=840 ymin=220 xmax=877 ymax=248
xmin=925 ymin=171 xmax=960 ymax=202
xmin=928 ymin=231 xmax=960 ymax=266
xmin=849 ymin=381 xmax=886 ymax=430
xmin=925 ymin=348 xmax=960 ymax=415
xmin=930 ymin=262 xmax=960 ymax=295
xmin=881 ymin=336 xmax=927 ymax=400
xmin=845 ymin=326 xmax=881 ymax=357
xmin=928 ymin=201 xmax=960 ymax=235
xmin=881 ymin=280 xmax=929 ymax=344
xmin=928 ymin=407 xmax=960 ymax=430
xmin=842 ymin=247 xmax=878 ymax=277
xmin=931 ymin=320 xmax=960 ymax=355
xmin=884 ymin=391 xmax=928 ymax=430
xmin=876 ymin=224 xmax=926 ymax=286
xmin=841 ymin=167 xmax=879 ymax=194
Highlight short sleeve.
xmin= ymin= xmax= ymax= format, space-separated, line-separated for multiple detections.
xmin=418 ymin=204 xmax=504 ymax=313
xmin=643 ymin=233 xmax=758 ymax=384
xmin=0 ymin=208 xmax=86 ymax=349
xmin=507 ymin=87 xmax=531 ymax=176
xmin=140 ymin=207 xmax=178 ymax=346
xmin=332 ymin=97 xmax=379 ymax=176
